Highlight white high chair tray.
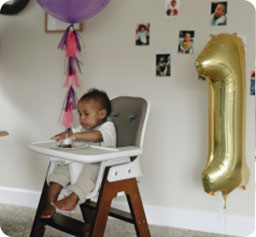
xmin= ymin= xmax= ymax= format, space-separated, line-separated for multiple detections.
xmin=28 ymin=140 xmax=143 ymax=164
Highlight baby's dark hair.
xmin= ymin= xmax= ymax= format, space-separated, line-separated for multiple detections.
xmin=138 ymin=24 xmax=147 ymax=31
xmin=79 ymin=88 xmax=111 ymax=119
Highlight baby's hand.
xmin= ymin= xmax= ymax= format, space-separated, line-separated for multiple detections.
xmin=51 ymin=135 xmax=61 ymax=141
xmin=69 ymin=134 xmax=76 ymax=141
xmin=51 ymin=134 xmax=66 ymax=141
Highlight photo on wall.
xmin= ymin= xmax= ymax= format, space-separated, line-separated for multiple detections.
xmin=210 ymin=2 xmax=227 ymax=26
xmin=156 ymin=54 xmax=171 ymax=77
xmin=250 ymin=70 xmax=255 ymax=95
xmin=135 ymin=23 xmax=150 ymax=46
xmin=178 ymin=31 xmax=194 ymax=54
xmin=165 ymin=0 xmax=180 ymax=18
xmin=198 ymin=75 xmax=206 ymax=81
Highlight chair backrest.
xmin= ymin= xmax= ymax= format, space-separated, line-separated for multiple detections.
xmin=109 ymin=96 xmax=149 ymax=148
xmin=87 ymin=96 xmax=150 ymax=198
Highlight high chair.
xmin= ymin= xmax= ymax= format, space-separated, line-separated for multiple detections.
xmin=29 ymin=96 xmax=151 ymax=237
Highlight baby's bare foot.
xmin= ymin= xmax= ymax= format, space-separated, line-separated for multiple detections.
xmin=41 ymin=204 xmax=56 ymax=219
xmin=53 ymin=193 xmax=79 ymax=211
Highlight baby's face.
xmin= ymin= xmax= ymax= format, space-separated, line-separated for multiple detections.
xmin=171 ymin=0 xmax=176 ymax=7
xmin=78 ymin=99 xmax=105 ymax=130
xmin=184 ymin=33 xmax=191 ymax=42
xmin=214 ymin=4 xmax=225 ymax=18
xmin=140 ymin=26 xmax=145 ymax=32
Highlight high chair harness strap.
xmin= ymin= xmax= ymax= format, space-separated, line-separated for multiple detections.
xmin=108 ymin=112 xmax=120 ymax=122
xmin=122 ymin=115 xmax=136 ymax=146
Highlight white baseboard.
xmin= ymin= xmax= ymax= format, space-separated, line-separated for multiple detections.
xmin=111 ymin=200 xmax=254 ymax=237
xmin=0 ymin=186 xmax=254 ymax=236
xmin=0 ymin=186 xmax=40 ymax=208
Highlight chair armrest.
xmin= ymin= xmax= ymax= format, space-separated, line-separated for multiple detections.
xmin=108 ymin=157 xmax=142 ymax=182
xmin=86 ymin=156 xmax=131 ymax=199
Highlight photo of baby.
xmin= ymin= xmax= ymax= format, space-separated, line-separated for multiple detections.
xmin=198 ymin=75 xmax=206 ymax=81
xmin=250 ymin=70 xmax=255 ymax=95
xmin=135 ymin=23 xmax=150 ymax=46
xmin=165 ymin=0 xmax=180 ymax=18
xmin=210 ymin=2 xmax=227 ymax=26
xmin=156 ymin=54 xmax=171 ymax=77
xmin=178 ymin=31 xmax=194 ymax=54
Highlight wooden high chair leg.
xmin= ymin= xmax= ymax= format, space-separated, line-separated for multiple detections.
xmin=125 ymin=179 xmax=150 ymax=237
xmin=87 ymin=168 xmax=150 ymax=237
xmin=30 ymin=180 xmax=48 ymax=237
xmin=80 ymin=202 xmax=95 ymax=225
xmin=89 ymin=169 xmax=117 ymax=236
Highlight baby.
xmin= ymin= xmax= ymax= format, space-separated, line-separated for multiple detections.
xmin=41 ymin=88 xmax=116 ymax=218
xmin=178 ymin=32 xmax=193 ymax=54
xmin=136 ymin=24 xmax=149 ymax=45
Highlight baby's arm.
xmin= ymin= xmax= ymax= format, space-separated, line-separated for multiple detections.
xmin=51 ymin=130 xmax=73 ymax=141
xmin=70 ymin=130 xmax=103 ymax=142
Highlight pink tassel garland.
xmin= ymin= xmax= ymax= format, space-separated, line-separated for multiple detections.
xmin=58 ymin=24 xmax=83 ymax=129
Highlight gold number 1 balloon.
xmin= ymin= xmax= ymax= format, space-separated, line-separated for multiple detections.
xmin=195 ymin=33 xmax=249 ymax=206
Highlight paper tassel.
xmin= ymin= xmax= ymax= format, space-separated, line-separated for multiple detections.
xmin=72 ymin=29 xmax=81 ymax=53
xmin=63 ymin=73 xmax=82 ymax=88
xmin=58 ymin=86 xmax=78 ymax=129
xmin=62 ymin=102 xmax=76 ymax=129
xmin=58 ymin=24 xmax=81 ymax=55
xmin=66 ymin=32 xmax=79 ymax=57
xmin=64 ymin=86 xmax=77 ymax=110
xmin=67 ymin=57 xmax=82 ymax=75
xmin=63 ymin=57 xmax=83 ymax=88
xmin=58 ymin=24 xmax=73 ymax=51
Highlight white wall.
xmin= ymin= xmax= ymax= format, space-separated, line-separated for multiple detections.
xmin=0 ymin=0 xmax=254 ymax=235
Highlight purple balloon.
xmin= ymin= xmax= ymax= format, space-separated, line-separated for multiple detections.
xmin=37 ymin=0 xmax=111 ymax=23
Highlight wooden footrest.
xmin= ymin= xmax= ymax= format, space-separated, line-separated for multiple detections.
xmin=41 ymin=213 xmax=90 ymax=236
xmin=82 ymin=201 xmax=134 ymax=224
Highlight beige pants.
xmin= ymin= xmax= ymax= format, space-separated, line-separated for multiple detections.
xmin=47 ymin=163 xmax=99 ymax=204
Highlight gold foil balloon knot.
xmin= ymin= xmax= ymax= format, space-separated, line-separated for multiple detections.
xmin=195 ymin=33 xmax=249 ymax=208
